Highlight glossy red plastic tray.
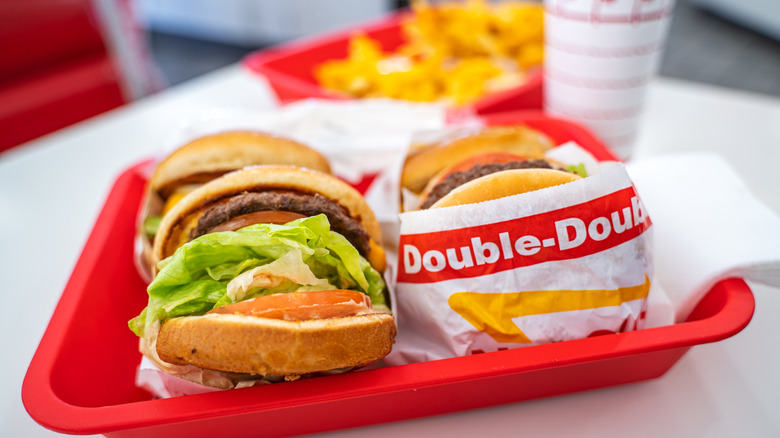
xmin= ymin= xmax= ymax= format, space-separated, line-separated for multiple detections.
xmin=243 ymin=12 xmax=543 ymax=115
xmin=23 ymin=112 xmax=755 ymax=437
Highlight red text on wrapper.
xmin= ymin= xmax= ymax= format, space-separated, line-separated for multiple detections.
xmin=397 ymin=186 xmax=651 ymax=284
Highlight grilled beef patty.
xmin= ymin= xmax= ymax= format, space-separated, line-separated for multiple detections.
xmin=190 ymin=191 xmax=370 ymax=256
xmin=420 ymin=159 xmax=566 ymax=209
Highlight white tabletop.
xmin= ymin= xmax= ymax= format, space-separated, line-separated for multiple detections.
xmin=2 ymin=65 xmax=779 ymax=437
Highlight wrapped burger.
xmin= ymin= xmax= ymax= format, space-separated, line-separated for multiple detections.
xmin=386 ymin=125 xmax=653 ymax=361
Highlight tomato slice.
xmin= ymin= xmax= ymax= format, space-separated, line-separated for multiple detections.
xmin=208 ymin=211 xmax=307 ymax=233
xmin=207 ymin=290 xmax=373 ymax=321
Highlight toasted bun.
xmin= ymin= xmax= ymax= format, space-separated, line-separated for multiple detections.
xmin=417 ymin=155 xmax=570 ymax=210
xmin=156 ymin=312 xmax=396 ymax=376
xmin=153 ymin=165 xmax=386 ymax=273
xmin=430 ymin=168 xmax=582 ymax=209
xmin=401 ymin=125 xmax=553 ymax=194
xmin=149 ymin=131 xmax=331 ymax=198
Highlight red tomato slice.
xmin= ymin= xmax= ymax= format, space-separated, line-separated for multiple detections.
xmin=207 ymin=290 xmax=373 ymax=321
xmin=208 ymin=211 xmax=307 ymax=233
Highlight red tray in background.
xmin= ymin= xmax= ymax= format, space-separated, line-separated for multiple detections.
xmin=242 ymin=12 xmax=544 ymax=115
xmin=22 ymin=112 xmax=754 ymax=438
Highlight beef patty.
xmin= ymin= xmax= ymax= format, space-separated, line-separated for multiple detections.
xmin=190 ymin=191 xmax=370 ymax=256
xmin=420 ymin=159 xmax=567 ymax=209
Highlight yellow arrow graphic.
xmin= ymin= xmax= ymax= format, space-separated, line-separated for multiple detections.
xmin=448 ymin=275 xmax=651 ymax=344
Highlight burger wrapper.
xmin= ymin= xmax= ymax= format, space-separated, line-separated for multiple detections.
xmin=382 ymin=143 xmax=655 ymax=363
xmin=136 ymin=356 xmax=235 ymax=398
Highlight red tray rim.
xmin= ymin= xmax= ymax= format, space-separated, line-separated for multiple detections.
xmin=22 ymin=111 xmax=755 ymax=435
xmin=241 ymin=10 xmax=543 ymax=113
xmin=480 ymin=110 xmax=621 ymax=161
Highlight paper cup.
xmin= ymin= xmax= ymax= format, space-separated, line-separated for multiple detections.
xmin=543 ymin=0 xmax=675 ymax=159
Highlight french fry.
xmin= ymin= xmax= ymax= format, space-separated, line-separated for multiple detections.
xmin=313 ymin=0 xmax=544 ymax=105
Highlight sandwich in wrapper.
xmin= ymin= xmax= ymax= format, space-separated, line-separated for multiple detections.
xmin=129 ymin=165 xmax=395 ymax=389
xmin=137 ymin=130 xmax=332 ymax=282
xmin=388 ymin=126 xmax=653 ymax=362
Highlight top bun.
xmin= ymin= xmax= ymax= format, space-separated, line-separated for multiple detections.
xmin=152 ymin=165 xmax=386 ymax=273
xmin=430 ymin=168 xmax=582 ymax=209
xmin=401 ymin=125 xmax=553 ymax=194
xmin=149 ymin=131 xmax=331 ymax=199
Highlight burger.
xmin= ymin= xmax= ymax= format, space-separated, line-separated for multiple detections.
xmin=138 ymin=131 xmax=332 ymax=280
xmin=400 ymin=125 xmax=585 ymax=210
xmin=129 ymin=165 xmax=395 ymax=387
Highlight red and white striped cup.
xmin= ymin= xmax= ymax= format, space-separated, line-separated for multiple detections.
xmin=543 ymin=0 xmax=676 ymax=159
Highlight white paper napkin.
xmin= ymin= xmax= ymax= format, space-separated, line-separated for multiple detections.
xmin=627 ymin=153 xmax=780 ymax=322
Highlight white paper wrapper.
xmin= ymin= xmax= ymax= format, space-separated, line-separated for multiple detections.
xmin=136 ymin=356 xmax=225 ymax=399
xmin=385 ymin=144 xmax=655 ymax=363
xmin=627 ymin=153 xmax=780 ymax=321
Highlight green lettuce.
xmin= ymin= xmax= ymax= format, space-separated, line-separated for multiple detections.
xmin=142 ymin=215 xmax=162 ymax=238
xmin=129 ymin=214 xmax=386 ymax=338
xmin=566 ymin=163 xmax=588 ymax=178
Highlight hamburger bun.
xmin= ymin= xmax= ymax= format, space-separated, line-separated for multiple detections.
xmin=429 ymin=168 xmax=583 ymax=209
xmin=152 ymin=165 xmax=386 ymax=274
xmin=156 ymin=312 xmax=396 ymax=377
xmin=150 ymin=130 xmax=331 ymax=200
xmin=401 ymin=125 xmax=554 ymax=194
xmin=416 ymin=153 xmax=571 ymax=210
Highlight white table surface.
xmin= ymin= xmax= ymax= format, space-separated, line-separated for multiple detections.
xmin=2 ymin=64 xmax=779 ymax=437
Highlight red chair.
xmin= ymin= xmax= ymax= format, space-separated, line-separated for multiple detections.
xmin=0 ymin=0 xmax=155 ymax=153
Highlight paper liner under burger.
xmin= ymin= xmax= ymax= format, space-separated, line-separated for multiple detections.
xmin=135 ymin=322 xmax=380 ymax=396
xmin=382 ymin=139 xmax=655 ymax=362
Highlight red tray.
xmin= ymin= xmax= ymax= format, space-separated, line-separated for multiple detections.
xmin=242 ymin=12 xmax=543 ymax=115
xmin=22 ymin=112 xmax=754 ymax=437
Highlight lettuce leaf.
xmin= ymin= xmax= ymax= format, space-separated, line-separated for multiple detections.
xmin=129 ymin=214 xmax=386 ymax=338
xmin=143 ymin=215 xmax=162 ymax=238
xmin=225 ymin=248 xmax=335 ymax=302
xmin=566 ymin=163 xmax=588 ymax=178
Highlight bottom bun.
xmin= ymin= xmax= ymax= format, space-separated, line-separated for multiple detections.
xmin=430 ymin=168 xmax=581 ymax=209
xmin=157 ymin=312 xmax=396 ymax=377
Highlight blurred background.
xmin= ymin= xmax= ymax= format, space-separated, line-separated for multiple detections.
xmin=140 ymin=0 xmax=780 ymax=94
xmin=1 ymin=0 xmax=779 ymax=153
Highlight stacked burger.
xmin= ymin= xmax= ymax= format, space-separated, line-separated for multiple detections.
xmin=130 ymin=131 xmax=395 ymax=388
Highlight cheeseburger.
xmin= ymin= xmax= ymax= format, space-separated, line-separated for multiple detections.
xmin=129 ymin=165 xmax=395 ymax=386
xmin=138 ymin=131 xmax=331 ymax=280
xmin=401 ymin=125 xmax=585 ymax=210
